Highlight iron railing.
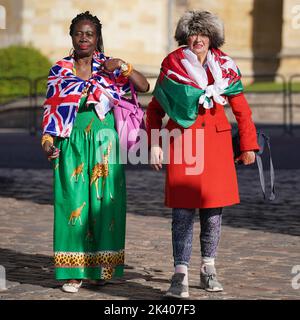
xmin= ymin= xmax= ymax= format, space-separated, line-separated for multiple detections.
xmin=0 ymin=74 xmax=298 ymax=135
xmin=288 ymin=74 xmax=300 ymax=135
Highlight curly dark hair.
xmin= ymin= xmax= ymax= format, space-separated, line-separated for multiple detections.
xmin=69 ymin=11 xmax=104 ymax=52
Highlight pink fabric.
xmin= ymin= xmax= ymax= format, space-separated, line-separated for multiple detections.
xmin=114 ymin=82 xmax=145 ymax=150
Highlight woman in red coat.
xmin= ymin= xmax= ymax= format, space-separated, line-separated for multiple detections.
xmin=146 ymin=10 xmax=259 ymax=298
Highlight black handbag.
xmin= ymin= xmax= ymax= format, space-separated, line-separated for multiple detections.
xmin=232 ymin=130 xmax=275 ymax=201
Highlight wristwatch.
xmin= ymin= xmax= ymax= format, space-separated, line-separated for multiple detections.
xmin=120 ymin=62 xmax=129 ymax=73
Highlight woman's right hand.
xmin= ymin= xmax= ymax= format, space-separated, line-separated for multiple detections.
xmin=43 ymin=141 xmax=60 ymax=160
xmin=102 ymin=58 xmax=124 ymax=73
xmin=150 ymin=145 xmax=163 ymax=171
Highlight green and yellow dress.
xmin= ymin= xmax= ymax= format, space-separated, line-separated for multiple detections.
xmin=52 ymin=96 xmax=126 ymax=280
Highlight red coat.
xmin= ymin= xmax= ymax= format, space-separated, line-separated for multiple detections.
xmin=146 ymin=72 xmax=259 ymax=209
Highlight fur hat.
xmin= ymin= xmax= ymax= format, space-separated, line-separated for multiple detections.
xmin=174 ymin=10 xmax=225 ymax=49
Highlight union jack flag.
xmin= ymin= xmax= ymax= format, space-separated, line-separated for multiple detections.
xmin=42 ymin=52 xmax=130 ymax=137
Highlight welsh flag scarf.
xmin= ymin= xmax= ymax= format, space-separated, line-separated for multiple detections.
xmin=43 ymin=52 xmax=129 ymax=138
xmin=153 ymin=47 xmax=244 ymax=128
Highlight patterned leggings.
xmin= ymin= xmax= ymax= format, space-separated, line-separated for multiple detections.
xmin=172 ymin=207 xmax=223 ymax=266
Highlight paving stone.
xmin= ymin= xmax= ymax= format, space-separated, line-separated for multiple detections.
xmin=0 ymin=168 xmax=299 ymax=300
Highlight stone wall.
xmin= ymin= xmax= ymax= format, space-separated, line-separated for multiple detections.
xmin=278 ymin=0 xmax=300 ymax=78
xmin=0 ymin=0 xmax=299 ymax=79
xmin=0 ymin=0 xmax=23 ymax=46
xmin=0 ymin=0 xmax=168 ymax=92
xmin=0 ymin=0 xmax=169 ymax=74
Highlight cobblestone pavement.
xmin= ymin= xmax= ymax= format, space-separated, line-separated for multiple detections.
xmin=0 ymin=167 xmax=299 ymax=300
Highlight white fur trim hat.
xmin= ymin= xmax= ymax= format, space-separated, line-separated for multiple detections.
xmin=174 ymin=10 xmax=225 ymax=49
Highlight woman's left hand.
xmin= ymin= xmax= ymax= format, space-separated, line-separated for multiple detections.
xmin=102 ymin=58 xmax=124 ymax=73
xmin=235 ymin=151 xmax=256 ymax=165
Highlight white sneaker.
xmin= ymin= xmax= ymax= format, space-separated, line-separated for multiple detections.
xmin=62 ymin=280 xmax=82 ymax=293
xmin=164 ymin=273 xmax=189 ymax=299
xmin=200 ymin=265 xmax=223 ymax=292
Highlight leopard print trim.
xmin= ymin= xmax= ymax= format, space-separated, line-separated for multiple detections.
xmin=54 ymin=250 xmax=124 ymax=268
xmin=101 ymin=266 xmax=114 ymax=279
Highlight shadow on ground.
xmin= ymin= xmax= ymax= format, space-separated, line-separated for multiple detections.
xmin=0 ymin=248 xmax=164 ymax=299
xmin=0 ymin=128 xmax=300 ymax=236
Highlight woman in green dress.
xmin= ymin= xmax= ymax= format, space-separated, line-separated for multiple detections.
xmin=41 ymin=11 xmax=149 ymax=293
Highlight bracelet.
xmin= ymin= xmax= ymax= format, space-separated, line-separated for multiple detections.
xmin=121 ymin=63 xmax=133 ymax=77
xmin=41 ymin=134 xmax=54 ymax=147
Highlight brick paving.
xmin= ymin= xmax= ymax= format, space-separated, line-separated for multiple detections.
xmin=0 ymin=166 xmax=299 ymax=300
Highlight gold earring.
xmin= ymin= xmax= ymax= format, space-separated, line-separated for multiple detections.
xmin=69 ymin=48 xmax=75 ymax=56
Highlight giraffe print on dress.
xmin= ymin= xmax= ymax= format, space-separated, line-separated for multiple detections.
xmin=84 ymin=118 xmax=94 ymax=137
xmin=68 ymin=202 xmax=86 ymax=226
xmin=70 ymin=163 xmax=85 ymax=183
xmin=90 ymin=142 xmax=112 ymax=200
